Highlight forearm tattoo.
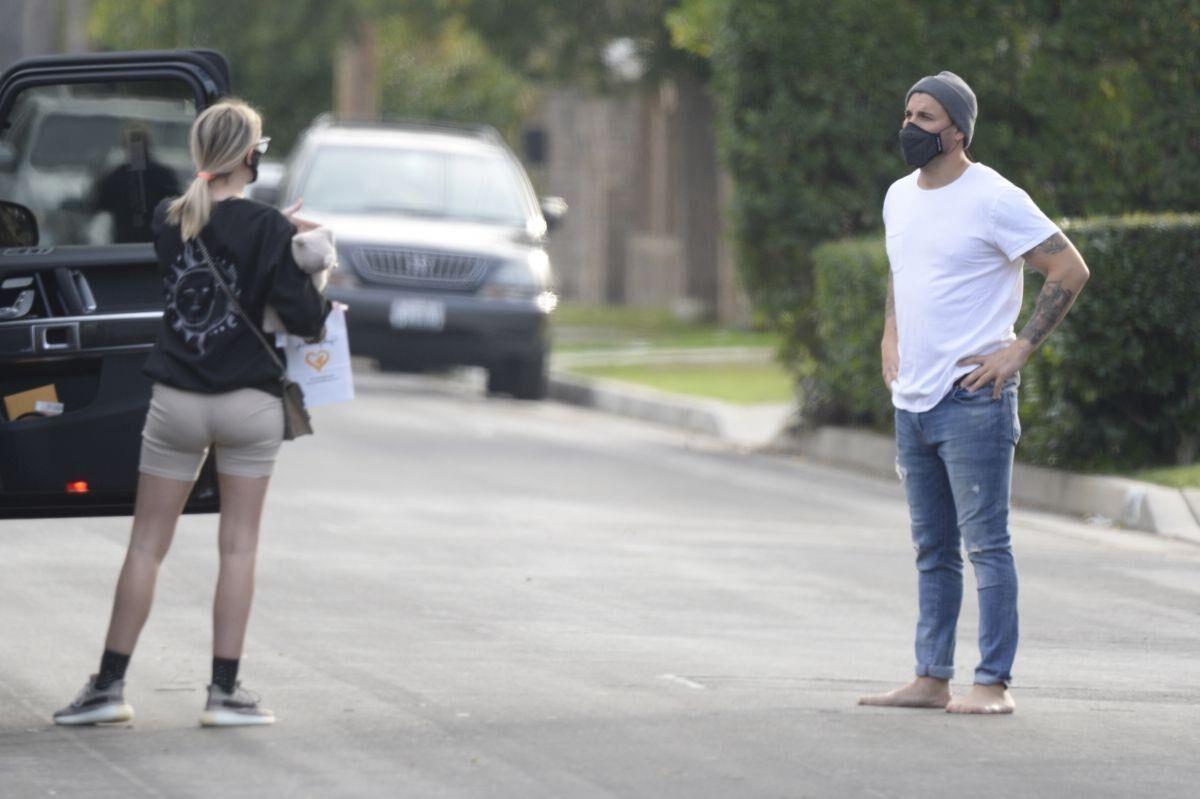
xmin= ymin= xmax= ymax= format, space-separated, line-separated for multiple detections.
xmin=1019 ymin=278 xmax=1075 ymax=348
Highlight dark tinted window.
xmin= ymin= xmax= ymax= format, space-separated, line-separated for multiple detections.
xmin=31 ymin=114 xmax=124 ymax=168
xmin=0 ymin=80 xmax=196 ymax=246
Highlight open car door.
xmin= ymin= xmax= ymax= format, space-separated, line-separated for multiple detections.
xmin=0 ymin=50 xmax=230 ymax=518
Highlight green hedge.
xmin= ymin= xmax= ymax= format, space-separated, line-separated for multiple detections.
xmin=809 ymin=215 xmax=1200 ymax=471
xmin=809 ymin=238 xmax=892 ymax=430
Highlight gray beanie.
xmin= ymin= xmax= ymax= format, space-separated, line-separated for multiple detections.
xmin=906 ymin=70 xmax=978 ymax=147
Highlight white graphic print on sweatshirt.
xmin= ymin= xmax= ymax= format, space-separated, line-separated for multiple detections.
xmin=163 ymin=241 xmax=242 ymax=354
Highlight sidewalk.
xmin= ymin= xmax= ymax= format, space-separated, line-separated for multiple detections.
xmin=549 ymin=367 xmax=1200 ymax=545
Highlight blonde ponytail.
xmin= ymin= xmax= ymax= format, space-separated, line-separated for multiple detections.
xmin=167 ymin=176 xmax=213 ymax=242
xmin=166 ymin=99 xmax=263 ymax=240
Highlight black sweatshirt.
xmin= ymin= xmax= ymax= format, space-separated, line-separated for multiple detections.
xmin=144 ymin=197 xmax=329 ymax=396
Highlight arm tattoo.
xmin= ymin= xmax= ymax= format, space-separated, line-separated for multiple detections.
xmin=1024 ymin=232 xmax=1070 ymax=259
xmin=885 ymin=273 xmax=895 ymax=321
xmin=1019 ymin=278 xmax=1075 ymax=348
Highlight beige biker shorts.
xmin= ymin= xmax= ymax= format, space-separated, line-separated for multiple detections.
xmin=139 ymin=383 xmax=284 ymax=481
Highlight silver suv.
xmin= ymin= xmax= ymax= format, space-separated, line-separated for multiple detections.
xmin=272 ymin=117 xmax=565 ymax=399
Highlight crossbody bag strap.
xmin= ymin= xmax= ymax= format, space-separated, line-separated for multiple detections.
xmin=192 ymin=235 xmax=287 ymax=377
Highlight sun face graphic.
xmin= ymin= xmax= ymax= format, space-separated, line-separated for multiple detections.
xmin=163 ymin=242 xmax=241 ymax=354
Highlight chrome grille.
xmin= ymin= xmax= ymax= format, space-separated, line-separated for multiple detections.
xmin=350 ymin=247 xmax=494 ymax=290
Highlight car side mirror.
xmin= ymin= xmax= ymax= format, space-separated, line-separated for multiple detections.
xmin=540 ymin=196 xmax=567 ymax=233
xmin=0 ymin=141 xmax=15 ymax=172
xmin=0 ymin=201 xmax=39 ymax=247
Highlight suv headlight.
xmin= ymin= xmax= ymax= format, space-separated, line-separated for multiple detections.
xmin=480 ymin=250 xmax=557 ymax=312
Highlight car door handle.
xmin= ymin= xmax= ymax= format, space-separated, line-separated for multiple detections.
xmin=74 ymin=270 xmax=97 ymax=313
xmin=0 ymin=289 xmax=34 ymax=320
xmin=54 ymin=268 xmax=97 ymax=315
xmin=34 ymin=323 xmax=80 ymax=352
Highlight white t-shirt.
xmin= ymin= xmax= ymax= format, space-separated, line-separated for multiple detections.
xmin=883 ymin=163 xmax=1059 ymax=412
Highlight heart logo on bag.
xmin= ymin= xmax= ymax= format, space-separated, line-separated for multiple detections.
xmin=305 ymin=350 xmax=331 ymax=372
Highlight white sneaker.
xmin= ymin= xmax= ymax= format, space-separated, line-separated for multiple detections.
xmin=199 ymin=682 xmax=275 ymax=727
xmin=53 ymin=675 xmax=134 ymax=726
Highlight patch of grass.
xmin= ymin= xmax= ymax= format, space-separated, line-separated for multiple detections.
xmin=553 ymin=303 xmax=779 ymax=352
xmin=1129 ymin=464 xmax=1200 ymax=489
xmin=571 ymin=361 xmax=795 ymax=405
xmin=554 ymin=304 xmax=678 ymax=328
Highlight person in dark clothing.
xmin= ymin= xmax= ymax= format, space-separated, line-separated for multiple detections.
xmin=54 ymin=100 xmax=329 ymax=728
xmin=92 ymin=126 xmax=182 ymax=243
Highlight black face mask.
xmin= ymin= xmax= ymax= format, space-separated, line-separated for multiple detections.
xmin=898 ymin=122 xmax=950 ymax=168
xmin=246 ymin=150 xmax=261 ymax=184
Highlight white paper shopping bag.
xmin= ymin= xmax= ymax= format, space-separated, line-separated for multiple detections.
xmin=277 ymin=304 xmax=355 ymax=408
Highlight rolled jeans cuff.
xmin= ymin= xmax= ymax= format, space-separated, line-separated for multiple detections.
xmin=916 ymin=662 xmax=955 ymax=680
xmin=973 ymin=669 xmax=1011 ymax=686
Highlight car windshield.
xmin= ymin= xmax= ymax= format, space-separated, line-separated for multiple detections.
xmin=298 ymin=145 xmax=529 ymax=225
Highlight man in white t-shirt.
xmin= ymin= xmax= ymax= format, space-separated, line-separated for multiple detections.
xmin=858 ymin=71 xmax=1090 ymax=715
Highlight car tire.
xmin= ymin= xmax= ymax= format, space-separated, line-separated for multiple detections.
xmin=488 ymin=353 xmax=547 ymax=401
xmin=485 ymin=366 xmax=510 ymax=396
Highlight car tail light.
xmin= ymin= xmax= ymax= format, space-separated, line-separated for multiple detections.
xmin=65 ymin=480 xmax=89 ymax=494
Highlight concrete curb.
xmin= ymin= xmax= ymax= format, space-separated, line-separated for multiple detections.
xmin=550 ymin=371 xmax=1200 ymax=544
xmin=550 ymin=371 xmax=723 ymax=437
xmin=548 ymin=371 xmax=794 ymax=448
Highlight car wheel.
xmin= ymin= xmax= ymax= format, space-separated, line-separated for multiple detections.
xmin=485 ymin=365 xmax=511 ymax=396
xmin=488 ymin=353 xmax=547 ymax=401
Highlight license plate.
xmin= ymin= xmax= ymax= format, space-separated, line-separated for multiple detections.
xmin=389 ymin=298 xmax=445 ymax=331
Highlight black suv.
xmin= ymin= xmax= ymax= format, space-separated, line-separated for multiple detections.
xmin=0 ymin=50 xmax=230 ymax=518
xmin=267 ymin=117 xmax=565 ymax=400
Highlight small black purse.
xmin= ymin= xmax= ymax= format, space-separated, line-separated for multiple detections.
xmin=194 ymin=236 xmax=313 ymax=440
xmin=278 ymin=379 xmax=313 ymax=440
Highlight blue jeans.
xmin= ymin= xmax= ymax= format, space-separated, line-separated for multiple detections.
xmin=894 ymin=377 xmax=1021 ymax=685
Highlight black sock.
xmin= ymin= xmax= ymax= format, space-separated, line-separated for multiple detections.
xmin=212 ymin=656 xmax=240 ymax=693
xmin=95 ymin=649 xmax=130 ymax=690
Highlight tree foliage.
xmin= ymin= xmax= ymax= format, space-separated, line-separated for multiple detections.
xmin=375 ymin=13 xmax=537 ymax=136
xmin=450 ymin=0 xmax=693 ymax=85
xmin=665 ymin=0 xmax=723 ymax=59
xmin=89 ymin=0 xmax=357 ymax=150
xmin=85 ymin=0 xmax=698 ymax=150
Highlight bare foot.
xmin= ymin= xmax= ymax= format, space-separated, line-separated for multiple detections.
xmin=945 ymin=683 xmax=1015 ymax=715
xmin=858 ymin=677 xmax=951 ymax=709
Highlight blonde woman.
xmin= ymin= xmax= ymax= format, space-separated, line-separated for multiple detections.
xmin=54 ymin=100 xmax=328 ymax=727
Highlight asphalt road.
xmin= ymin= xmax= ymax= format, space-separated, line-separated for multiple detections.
xmin=2 ymin=371 xmax=1198 ymax=798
